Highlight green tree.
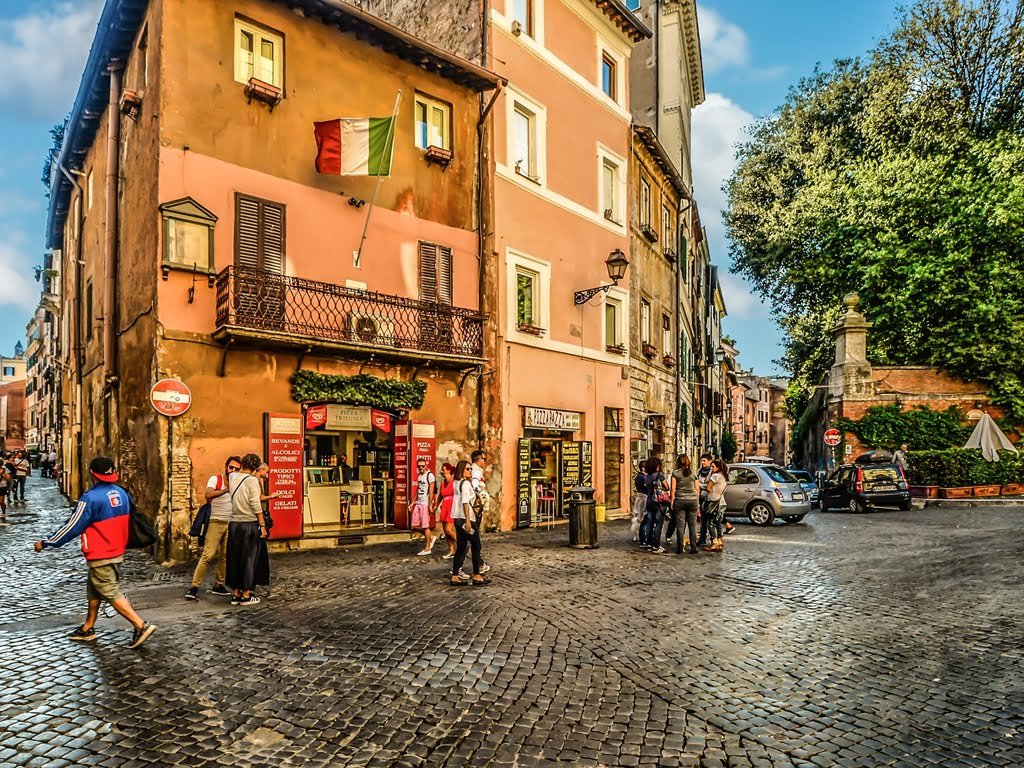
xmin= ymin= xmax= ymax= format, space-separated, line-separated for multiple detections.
xmin=40 ymin=117 xmax=68 ymax=194
xmin=720 ymin=431 xmax=738 ymax=462
xmin=726 ymin=0 xmax=1024 ymax=419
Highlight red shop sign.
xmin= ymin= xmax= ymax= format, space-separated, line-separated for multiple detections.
xmin=305 ymin=404 xmax=328 ymax=430
xmin=264 ymin=412 xmax=304 ymax=539
xmin=371 ymin=409 xmax=392 ymax=433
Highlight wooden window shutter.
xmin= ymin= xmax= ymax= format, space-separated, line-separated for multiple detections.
xmin=261 ymin=201 xmax=285 ymax=274
xmin=235 ymin=195 xmax=261 ymax=270
xmin=418 ymin=242 xmax=438 ymax=302
xmin=438 ymin=246 xmax=453 ymax=306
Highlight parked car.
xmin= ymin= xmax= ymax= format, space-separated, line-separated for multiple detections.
xmin=819 ymin=461 xmax=912 ymax=512
xmin=787 ymin=469 xmax=820 ymax=508
xmin=723 ymin=463 xmax=812 ymax=526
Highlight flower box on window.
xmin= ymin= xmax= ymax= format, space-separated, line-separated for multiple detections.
xmin=119 ymin=89 xmax=142 ymax=121
xmin=663 ymin=248 xmax=677 ymax=264
xmin=245 ymin=77 xmax=283 ymax=110
xmin=640 ymin=223 xmax=658 ymax=242
xmin=424 ymin=145 xmax=453 ymax=170
xmin=517 ymin=323 xmax=545 ymax=336
xmin=642 ymin=343 xmax=657 ymax=358
xmin=662 ymin=354 xmax=676 ymax=367
xmin=606 ymin=344 xmax=626 ymax=356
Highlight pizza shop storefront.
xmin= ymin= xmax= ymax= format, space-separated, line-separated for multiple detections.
xmin=515 ymin=406 xmax=593 ymax=528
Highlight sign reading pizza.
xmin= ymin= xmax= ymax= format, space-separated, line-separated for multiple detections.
xmin=150 ymin=379 xmax=192 ymax=417
xmin=823 ymin=428 xmax=842 ymax=447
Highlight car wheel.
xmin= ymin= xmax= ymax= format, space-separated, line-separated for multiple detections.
xmin=783 ymin=515 xmax=806 ymax=523
xmin=848 ymin=497 xmax=865 ymax=513
xmin=747 ymin=502 xmax=775 ymax=527
xmin=898 ymin=500 xmax=912 ymax=511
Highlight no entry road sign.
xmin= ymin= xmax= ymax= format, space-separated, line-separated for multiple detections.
xmin=150 ymin=379 xmax=192 ymax=417
xmin=823 ymin=428 xmax=842 ymax=447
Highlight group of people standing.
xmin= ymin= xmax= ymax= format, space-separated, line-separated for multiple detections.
xmin=409 ymin=451 xmax=491 ymax=586
xmin=186 ymin=453 xmax=277 ymax=605
xmin=633 ymin=453 xmax=733 ymax=554
xmin=0 ymin=450 xmax=32 ymax=525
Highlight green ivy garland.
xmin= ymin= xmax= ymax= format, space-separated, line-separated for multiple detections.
xmin=291 ymin=370 xmax=427 ymax=411
xmin=834 ymin=402 xmax=972 ymax=451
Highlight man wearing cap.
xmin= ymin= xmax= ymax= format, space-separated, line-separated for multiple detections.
xmin=33 ymin=457 xmax=156 ymax=649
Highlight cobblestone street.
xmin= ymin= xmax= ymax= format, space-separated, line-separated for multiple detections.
xmin=1 ymin=476 xmax=1022 ymax=768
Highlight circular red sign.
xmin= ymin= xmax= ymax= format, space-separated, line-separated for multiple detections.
xmin=150 ymin=378 xmax=192 ymax=417
xmin=823 ymin=428 xmax=842 ymax=447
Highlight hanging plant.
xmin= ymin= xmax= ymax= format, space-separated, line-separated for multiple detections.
xmin=291 ymin=370 xmax=427 ymax=410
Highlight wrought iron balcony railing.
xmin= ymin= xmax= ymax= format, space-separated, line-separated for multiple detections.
xmin=215 ymin=266 xmax=485 ymax=359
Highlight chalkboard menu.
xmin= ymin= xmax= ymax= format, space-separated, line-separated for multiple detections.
xmin=561 ymin=441 xmax=582 ymax=507
xmin=581 ymin=441 xmax=593 ymax=487
xmin=517 ymin=439 xmax=532 ymax=528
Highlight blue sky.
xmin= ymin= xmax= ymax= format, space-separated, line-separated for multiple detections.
xmin=0 ymin=0 xmax=902 ymax=373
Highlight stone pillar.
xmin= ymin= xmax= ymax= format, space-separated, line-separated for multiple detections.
xmin=829 ymin=293 xmax=874 ymax=401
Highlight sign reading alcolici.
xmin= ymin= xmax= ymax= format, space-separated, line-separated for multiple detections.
xmin=523 ymin=407 xmax=581 ymax=432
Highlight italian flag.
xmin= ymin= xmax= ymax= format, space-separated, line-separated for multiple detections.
xmin=313 ymin=117 xmax=396 ymax=176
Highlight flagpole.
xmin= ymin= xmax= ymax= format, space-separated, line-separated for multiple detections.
xmin=354 ymin=90 xmax=402 ymax=268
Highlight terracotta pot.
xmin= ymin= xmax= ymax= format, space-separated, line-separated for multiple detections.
xmin=1001 ymin=483 xmax=1024 ymax=496
xmin=909 ymin=485 xmax=939 ymax=499
xmin=972 ymin=485 xmax=1001 ymax=497
xmin=939 ymin=487 xmax=973 ymax=499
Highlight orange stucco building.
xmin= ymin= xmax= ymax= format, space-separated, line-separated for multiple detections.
xmin=482 ymin=0 xmax=650 ymax=527
xmin=48 ymin=0 xmax=501 ymax=559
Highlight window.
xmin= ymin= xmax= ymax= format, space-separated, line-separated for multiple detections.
xmin=419 ymin=241 xmax=453 ymax=305
xmin=235 ymin=18 xmax=283 ymax=88
xmin=235 ymin=194 xmax=285 ymax=273
xmin=639 ymin=177 xmax=651 ymax=226
xmin=86 ymin=170 xmax=94 ymax=211
xmin=640 ymin=299 xmax=651 ymax=345
xmin=414 ymin=94 xmax=451 ymax=150
xmin=663 ymin=204 xmax=673 ymax=250
xmin=662 ymin=314 xmax=672 ymax=357
xmin=2 ymin=367 xmax=13 ymax=377
xmin=85 ymin=281 xmax=93 ymax=340
xmin=512 ymin=103 xmax=536 ymax=179
xmin=511 ymin=0 xmax=534 ymax=36
xmin=604 ymin=407 xmax=623 ymax=433
xmin=605 ymin=298 xmax=621 ymax=347
xmin=602 ymin=158 xmax=620 ymax=222
xmin=516 ymin=268 xmax=539 ymax=328
xmin=625 ymin=0 xmax=641 ymax=10
xmin=601 ymin=53 xmax=616 ymax=100
xmin=160 ymin=197 xmax=217 ymax=272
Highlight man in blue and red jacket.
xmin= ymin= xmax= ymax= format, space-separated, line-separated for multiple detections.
xmin=34 ymin=457 xmax=156 ymax=649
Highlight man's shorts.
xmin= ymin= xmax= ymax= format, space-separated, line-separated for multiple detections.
xmin=87 ymin=563 xmax=124 ymax=603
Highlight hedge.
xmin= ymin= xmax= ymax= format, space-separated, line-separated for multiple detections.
xmin=906 ymin=449 xmax=1023 ymax=487
xmin=290 ymin=370 xmax=427 ymax=410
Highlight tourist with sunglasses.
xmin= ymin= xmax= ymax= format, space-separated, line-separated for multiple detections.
xmin=185 ymin=456 xmax=242 ymax=600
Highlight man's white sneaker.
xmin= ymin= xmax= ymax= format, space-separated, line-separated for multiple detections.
xmin=416 ymin=549 xmax=432 ymax=556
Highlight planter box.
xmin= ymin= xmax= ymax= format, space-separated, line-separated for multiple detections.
xmin=1001 ymin=482 xmax=1024 ymax=496
xmin=939 ymin=487 xmax=973 ymax=499
xmin=910 ymin=485 xmax=939 ymax=499
xmin=972 ymin=484 xmax=1001 ymax=497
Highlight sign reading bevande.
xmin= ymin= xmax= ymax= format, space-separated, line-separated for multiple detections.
xmin=523 ymin=407 xmax=581 ymax=432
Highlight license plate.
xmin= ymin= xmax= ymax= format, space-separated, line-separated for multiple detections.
xmin=792 ymin=492 xmax=805 ymax=501
xmin=874 ymin=485 xmax=896 ymax=492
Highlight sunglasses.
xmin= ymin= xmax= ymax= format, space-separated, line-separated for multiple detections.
xmin=227 ymin=465 xmax=241 ymax=472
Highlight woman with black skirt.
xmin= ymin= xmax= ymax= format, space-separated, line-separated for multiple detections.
xmin=226 ymin=453 xmax=270 ymax=605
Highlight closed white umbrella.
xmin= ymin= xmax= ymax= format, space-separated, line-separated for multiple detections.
xmin=963 ymin=412 xmax=1018 ymax=462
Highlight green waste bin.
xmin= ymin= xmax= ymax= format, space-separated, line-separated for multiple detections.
xmin=567 ymin=486 xmax=598 ymax=549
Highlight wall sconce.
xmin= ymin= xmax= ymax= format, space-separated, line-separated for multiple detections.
xmin=573 ymin=248 xmax=629 ymax=305
xmin=348 ymin=197 xmax=366 ymax=208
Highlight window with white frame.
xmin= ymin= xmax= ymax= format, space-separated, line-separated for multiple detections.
xmin=511 ymin=0 xmax=535 ymax=37
xmin=86 ymin=170 xmax=94 ymax=211
xmin=662 ymin=314 xmax=672 ymax=357
xmin=640 ymin=299 xmax=651 ymax=345
xmin=414 ymin=93 xmax=451 ymax=150
xmin=234 ymin=18 xmax=284 ymax=88
xmin=516 ymin=267 xmax=540 ymax=328
xmin=605 ymin=297 xmax=622 ymax=347
xmin=602 ymin=158 xmax=620 ymax=222
xmin=512 ymin=103 xmax=537 ymax=179
xmin=601 ymin=52 xmax=617 ymax=101
xmin=663 ymin=204 xmax=673 ymax=250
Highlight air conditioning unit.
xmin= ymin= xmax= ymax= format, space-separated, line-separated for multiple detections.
xmin=346 ymin=312 xmax=396 ymax=344
xmin=511 ymin=20 xmax=523 ymax=36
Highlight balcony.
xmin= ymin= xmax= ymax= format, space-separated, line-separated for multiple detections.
xmin=214 ymin=266 xmax=485 ymax=364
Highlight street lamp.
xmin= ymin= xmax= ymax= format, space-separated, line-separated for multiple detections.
xmin=573 ymin=249 xmax=629 ymax=305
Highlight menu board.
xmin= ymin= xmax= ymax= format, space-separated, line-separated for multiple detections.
xmin=393 ymin=421 xmax=436 ymax=530
xmin=581 ymin=441 xmax=593 ymax=487
xmin=393 ymin=422 xmax=409 ymax=528
xmin=517 ymin=439 xmax=532 ymax=528
xmin=561 ymin=441 xmax=582 ymax=506
xmin=264 ymin=413 xmax=304 ymax=539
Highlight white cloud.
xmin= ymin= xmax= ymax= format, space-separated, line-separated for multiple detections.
xmin=0 ymin=242 xmax=43 ymax=313
xmin=696 ymin=4 xmax=750 ymax=73
xmin=0 ymin=1 xmax=104 ymax=121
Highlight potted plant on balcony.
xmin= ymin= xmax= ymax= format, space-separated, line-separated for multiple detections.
xmin=662 ymin=354 xmax=676 ymax=367
xmin=517 ymin=323 xmax=545 ymax=337
xmin=641 ymin=342 xmax=657 ymax=358
xmin=606 ymin=343 xmax=626 ymax=356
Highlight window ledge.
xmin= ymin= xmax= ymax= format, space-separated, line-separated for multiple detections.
xmin=245 ymin=77 xmax=283 ymax=110
xmin=606 ymin=344 xmax=626 ymax=356
xmin=640 ymin=223 xmax=658 ymax=243
xmin=162 ymin=261 xmax=216 ymax=286
xmin=423 ymin=145 xmax=453 ymax=170
xmin=514 ymin=166 xmax=542 ymax=185
xmin=517 ymin=323 xmax=546 ymax=337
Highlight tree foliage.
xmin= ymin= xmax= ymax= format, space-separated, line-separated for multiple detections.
xmin=835 ymin=402 xmax=972 ymax=450
xmin=40 ymin=117 xmax=68 ymax=194
xmin=726 ymin=0 xmax=1024 ymax=418
xmin=720 ymin=430 xmax=738 ymax=462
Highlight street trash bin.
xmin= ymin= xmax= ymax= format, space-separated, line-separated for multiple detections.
xmin=567 ymin=485 xmax=599 ymax=549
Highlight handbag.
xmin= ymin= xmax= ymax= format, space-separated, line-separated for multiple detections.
xmin=127 ymin=499 xmax=157 ymax=549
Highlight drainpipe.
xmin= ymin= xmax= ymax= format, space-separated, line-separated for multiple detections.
xmin=58 ymin=162 xmax=86 ymax=495
xmin=103 ymin=62 xmax=123 ymax=397
xmin=476 ymin=0 xmax=492 ymax=452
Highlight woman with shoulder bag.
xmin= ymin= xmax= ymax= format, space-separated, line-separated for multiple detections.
xmin=641 ymin=457 xmax=670 ymax=553
xmin=631 ymin=463 xmax=647 ymax=543
xmin=226 ymin=453 xmax=273 ymax=605
xmin=449 ymin=460 xmax=487 ymax=586
xmin=703 ymin=459 xmax=730 ymax=552
xmin=669 ymin=455 xmax=701 ymax=555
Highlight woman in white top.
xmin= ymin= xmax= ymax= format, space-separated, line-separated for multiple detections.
xmin=449 ymin=460 xmax=486 ymax=586
xmin=703 ymin=459 xmax=729 ymax=552
xmin=225 ymin=453 xmax=270 ymax=605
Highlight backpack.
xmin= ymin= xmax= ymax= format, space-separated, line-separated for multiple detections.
xmin=127 ymin=498 xmax=158 ymax=549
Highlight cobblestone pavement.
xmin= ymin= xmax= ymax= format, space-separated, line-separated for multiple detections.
xmin=1 ymin=476 xmax=1022 ymax=768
